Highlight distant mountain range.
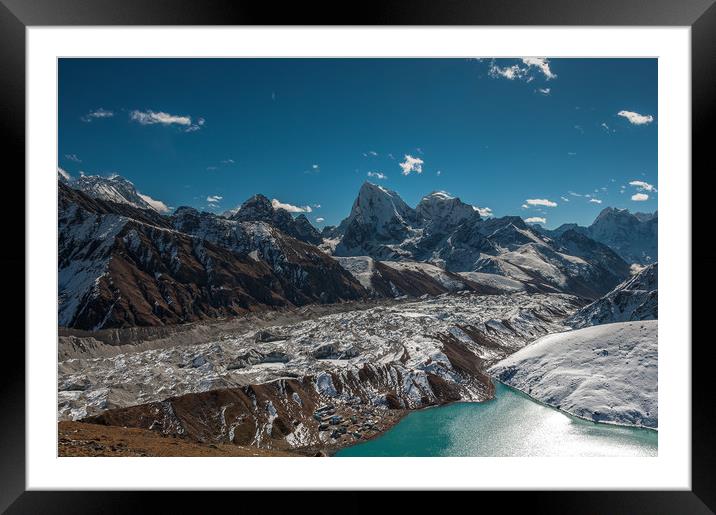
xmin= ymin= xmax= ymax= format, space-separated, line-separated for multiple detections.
xmin=59 ymin=174 xmax=657 ymax=330
xmin=325 ymin=182 xmax=634 ymax=298
xmin=537 ymin=207 xmax=657 ymax=265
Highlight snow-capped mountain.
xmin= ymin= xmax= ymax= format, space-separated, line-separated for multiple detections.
xmin=333 ymin=182 xmax=419 ymax=257
xmin=57 ymin=172 xmax=649 ymax=331
xmin=587 ymin=207 xmax=657 ymax=264
xmin=64 ymin=173 xmax=170 ymax=213
xmin=229 ymin=194 xmax=322 ymax=245
xmin=566 ymin=263 xmax=657 ymax=328
xmin=542 ymin=207 xmax=657 ymax=265
xmin=490 ymin=320 xmax=658 ymax=428
xmin=416 ymin=191 xmax=479 ymax=229
xmin=59 ymin=183 xmax=365 ymax=330
xmin=330 ymin=183 xmax=631 ymax=298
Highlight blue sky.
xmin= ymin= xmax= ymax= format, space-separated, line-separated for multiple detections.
xmin=58 ymin=58 xmax=657 ymax=229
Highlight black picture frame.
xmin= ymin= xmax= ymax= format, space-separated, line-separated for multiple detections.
xmin=1 ymin=0 xmax=711 ymax=512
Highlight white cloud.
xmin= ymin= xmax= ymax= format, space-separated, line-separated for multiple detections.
xmin=138 ymin=193 xmax=170 ymax=213
xmin=271 ymin=199 xmax=312 ymax=213
xmin=525 ymin=198 xmax=558 ymax=207
xmin=367 ymin=171 xmax=387 ymax=180
xmin=601 ymin=122 xmax=611 ymax=132
xmin=206 ymin=195 xmax=223 ymax=203
xmin=81 ymin=108 xmax=114 ymax=122
xmin=399 ymin=155 xmax=424 ymax=176
xmin=631 ymin=193 xmax=649 ymax=201
xmin=221 ymin=159 xmax=235 ymax=164
xmin=130 ymin=110 xmax=194 ymax=127
xmin=436 ymin=170 xmax=442 ymax=176
xmin=521 ymin=57 xmax=557 ymax=79
xmin=367 ymin=151 xmax=378 ymax=156
xmin=537 ymin=88 xmax=551 ymax=95
xmin=629 ymin=180 xmax=656 ymax=192
xmin=312 ymin=164 xmax=319 ymax=169
xmin=489 ymin=63 xmax=528 ymax=80
xmin=490 ymin=58 xmax=556 ymax=82
xmin=475 ymin=206 xmax=493 ymax=217
xmin=617 ymin=110 xmax=654 ymax=125
xmin=64 ymin=153 xmax=82 ymax=163
xmin=589 ymin=198 xmax=603 ymax=204
xmin=568 ymin=191 xmax=582 ymax=197
xmin=315 ymin=217 xmax=325 ymax=223
xmin=184 ymin=118 xmax=205 ymax=132
xmin=560 ymin=196 xmax=569 ymax=202
xmin=524 ymin=217 xmax=546 ymax=224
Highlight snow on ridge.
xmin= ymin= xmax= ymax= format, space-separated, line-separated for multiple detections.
xmin=490 ymin=320 xmax=658 ymax=429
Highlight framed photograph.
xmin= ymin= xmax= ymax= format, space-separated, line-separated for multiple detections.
xmin=3 ymin=0 xmax=711 ymax=511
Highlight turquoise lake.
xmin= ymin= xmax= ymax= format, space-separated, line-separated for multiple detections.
xmin=335 ymin=382 xmax=657 ymax=457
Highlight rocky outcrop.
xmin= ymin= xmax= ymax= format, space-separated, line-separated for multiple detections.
xmin=229 ymin=194 xmax=322 ymax=245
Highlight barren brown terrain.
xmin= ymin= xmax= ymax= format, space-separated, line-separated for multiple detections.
xmin=58 ymin=421 xmax=301 ymax=457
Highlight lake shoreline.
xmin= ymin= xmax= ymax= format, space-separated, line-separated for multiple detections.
xmin=334 ymin=381 xmax=658 ymax=457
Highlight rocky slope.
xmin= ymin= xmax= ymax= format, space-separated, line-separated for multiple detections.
xmin=59 ymin=183 xmax=366 ymax=330
xmin=59 ymin=292 xmax=582 ymax=450
xmin=566 ymin=263 xmax=658 ymax=328
xmin=490 ymin=320 xmax=658 ymax=428
xmin=171 ymin=206 xmax=365 ymax=307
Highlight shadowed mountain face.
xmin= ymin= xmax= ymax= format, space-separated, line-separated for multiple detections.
xmin=58 ymin=183 xmax=366 ymax=330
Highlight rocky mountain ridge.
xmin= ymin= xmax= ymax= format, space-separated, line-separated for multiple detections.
xmin=330 ymin=182 xmax=631 ymax=298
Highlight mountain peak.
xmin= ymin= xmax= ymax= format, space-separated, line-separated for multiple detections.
xmin=232 ymin=193 xmax=321 ymax=244
xmin=66 ymin=173 xmax=169 ymax=213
